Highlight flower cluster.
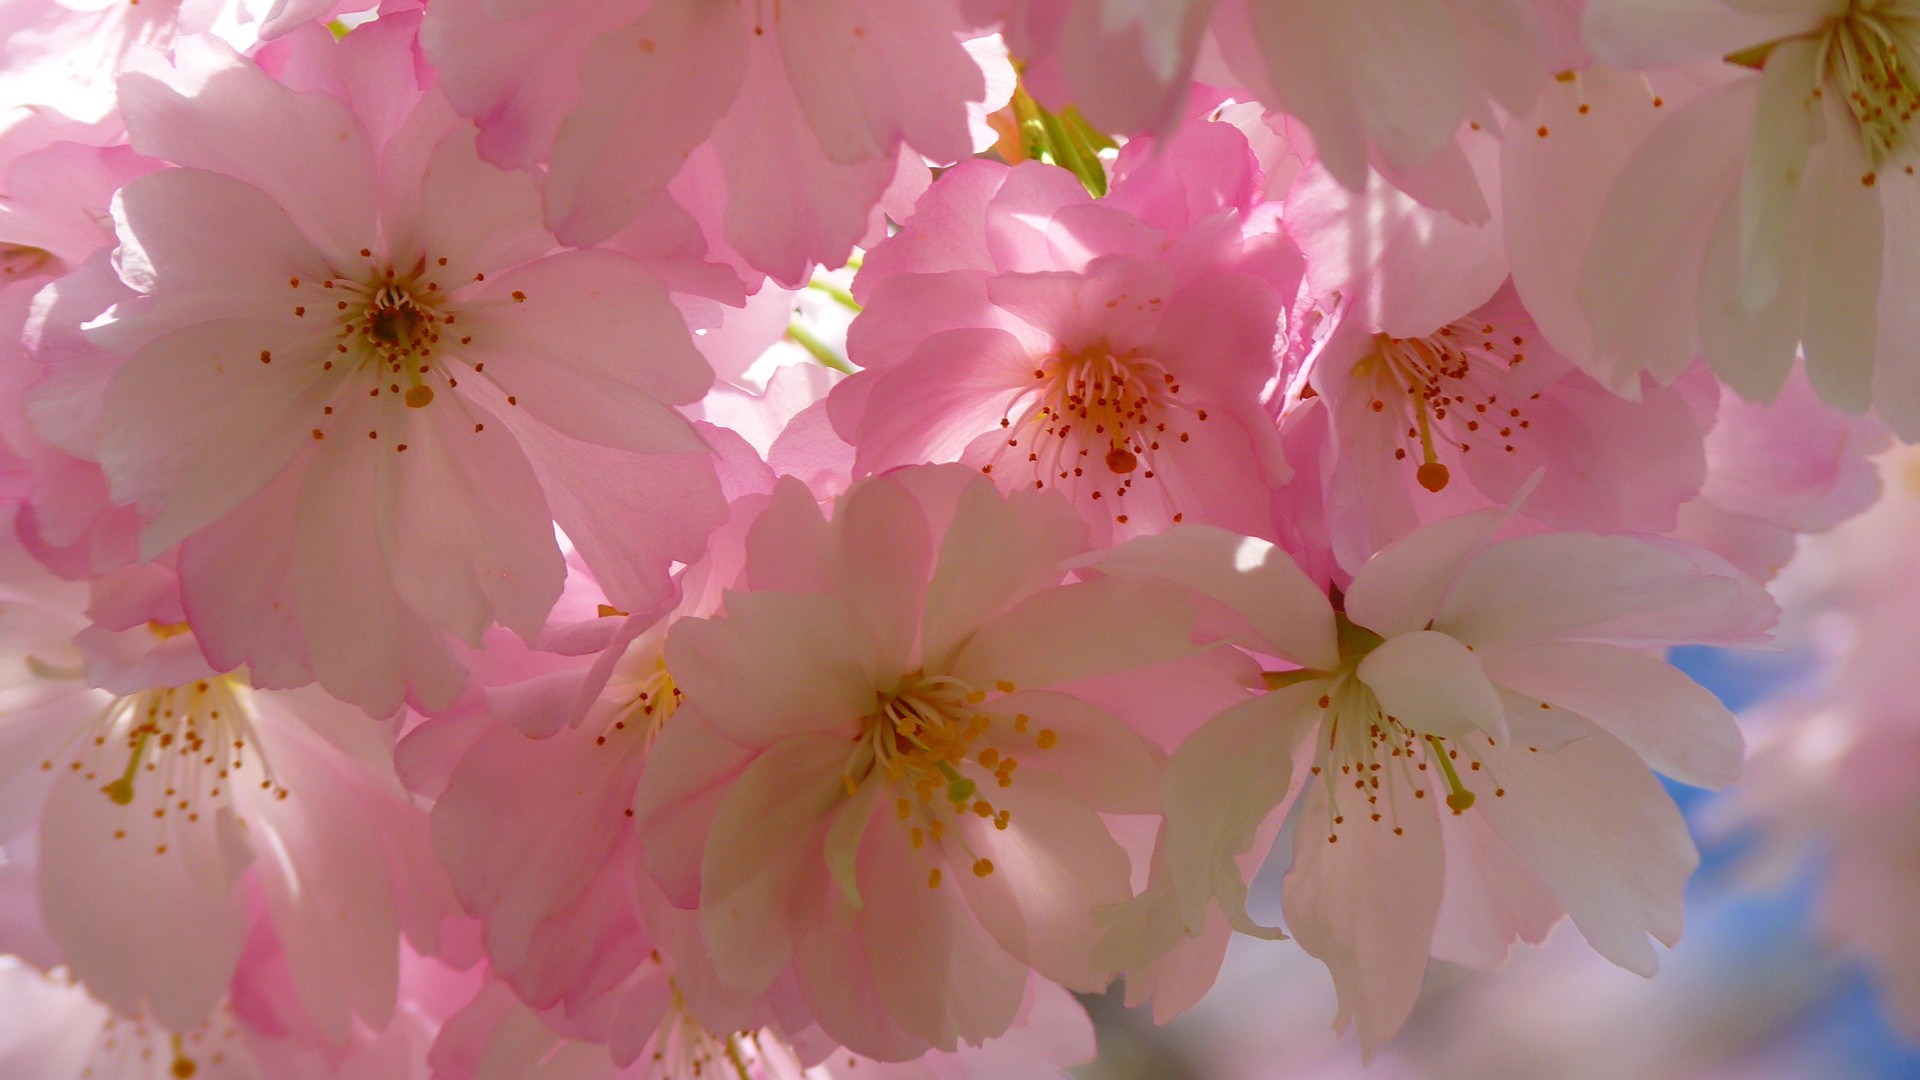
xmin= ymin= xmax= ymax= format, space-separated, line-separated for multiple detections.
xmin=0 ymin=1 xmax=1913 ymax=1077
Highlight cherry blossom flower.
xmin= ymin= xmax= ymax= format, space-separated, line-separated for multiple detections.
xmin=1572 ymin=0 xmax=1920 ymax=436
xmin=631 ymin=466 xmax=1200 ymax=1059
xmin=830 ymin=119 xmax=1295 ymax=546
xmin=67 ymin=26 xmax=726 ymax=715
xmin=0 ymin=528 xmax=459 ymax=1045
xmin=1279 ymin=130 xmax=1716 ymax=569
xmin=1084 ymin=509 xmax=1776 ymax=1052
xmin=420 ymin=0 xmax=988 ymax=283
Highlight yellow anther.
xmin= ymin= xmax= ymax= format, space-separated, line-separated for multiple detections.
xmin=995 ymin=680 xmax=1015 ymax=693
xmin=929 ymin=820 xmax=944 ymax=841
xmin=842 ymin=775 xmax=858 ymax=798
xmin=973 ymin=858 xmax=994 ymax=877
xmin=973 ymin=800 xmax=994 ymax=818
xmin=965 ymin=690 xmax=986 ymax=704
xmin=928 ymin=868 xmax=942 ymax=888
xmin=1035 ymin=728 xmax=1057 ymax=749
xmin=1013 ymin=714 xmax=1030 ymax=733
xmin=896 ymin=797 xmax=911 ymax=820
xmin=978 ymin=747 xmax=1000 ymax=768
xmin=910 ymin=827 xmax=924 ymax=849
xmin=995 ymin=809 xmax=1010 ymax=830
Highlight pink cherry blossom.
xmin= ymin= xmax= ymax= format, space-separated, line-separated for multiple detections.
xmin=1084 ymin=509 xmax=1776 ymax=1052
xmin=631 ymin=466 xmax=1205 ymax=1059
xmin=1569 ymin=1 xmax=1920 ymax=436
xmin=830 ymin=119 xmax=1295 ymax=546
xmin=1278 ymin=130 xmax=1717 ymax=569
xmin=70 ymin=26 xmax=727 ymax=716
xmin=420 ymin=0 xmax=988 ymax=283
xmin=0 ymin=518 xmax=459 ymax=1044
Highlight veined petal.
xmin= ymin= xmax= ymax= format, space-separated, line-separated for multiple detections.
xmin=374 ymin=393 xmax=566 ymax=644
xmin=1092 ymin=524 xmax=1339 ymax=670
xmin=118 ymin=35 xmax=379 ymax=264
xmin=920 ymin=477 xmax=1088 ymax=676
xmin=101 ymin=317 xmax=344 ymax=559
xmin=1480 ymin=709 xmax=1695 ymax=976
xmin=950 ymin=576 xmax=1196 ymax=690
xmin=1434 ymin=532 xmax=1779 ymax=647
xmin=1164 ymin=686 xmax=1318 ymax=933
xmin=701 ymin=734 xmax=852 ymax=992
xmin=1478 ymin=639 xmax=1744 ymax=788
xmin=1282 ymin=750 xmax=1444 ymax=1057
xmin=665 ymin=592 xmax=876 ymax=746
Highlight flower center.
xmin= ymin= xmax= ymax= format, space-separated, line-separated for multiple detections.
xmin=69 ymin=994 xmax=241 ymax=1080
xmin=649 ymin=978 xmax=799 ymax=1080
xmin=287 ymin=252 xmax=471 ymax=411
xmin=42 ymin=674 xmax=281 ymax=855
xmin=983 ymin=347 xmax=1207 ymax=526
xmin=1279 ymin=615 xmax=1506 ymax=844
xmin=1356 ymin=317 xmax=1537 ymax=493
xmin=1823 ymin=1 xmax=1920 ymax=171
xmin=595 ymin=661 xmax=682 ymax=752
xmin=843 ymin=673 xmax=1057 ymax=887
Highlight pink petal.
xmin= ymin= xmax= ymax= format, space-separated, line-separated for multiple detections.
xmin=1093 ymin=524 xmax=1339 ymax=671
xmin=544 ymin=0 xmax=749 ymax=246
xmin=370 ymin=394 xmax=565 ymax=644
xmin=1434 ymin=532 xmax=1779 ymax=647
xmin=38 ymin=745 xmax=251 ymax=1031
xmin=1582 ymin=78 xmax=1754 ymax=389
xmin=1282 ymin=755 xmax=1444 ymax=1056
xmin=1357 ymin=630 xmax=1505 ymax=743
xmin=118 ymin=36 xmax=379 ymax=265
xmin=776 ymin=0 xmax=981 ymax=168
xmin=292 ymin=417 xmax=467 ymax=717
xmin=100 ymin=315 xmax=341 ymax=559
xmin=920 ymin=475 xmax=1088 ymax=675
xmin=853 ymin=159 xmax=1009 ymax=297
xmin=666 ymin=592 xmax=875 ymax=745
xmin=1479 ymin=710 xmax=1695 ymax=976
xmin=832 ymin=475 xmax=933 ymax=678
xmin=712 ymin=33 xmax=899 ymax=286
xmin=849 ymin=326 xmax=1036 ymax=475
xmin=460 ymin=250 xmax=713 ymax=454
xmin=493 ymin=408 xmax=726 ymax=616
xmin=1479 ymin=639 xmax=1744 ymax=788
xmin=954 ymin=769 xmax=1135 ymax=992
xmin=1428 ymin=807 xmax=1562 ymax=969
xmin=1165 ymin=687 xmax=1318 ymax=933
xmin=950 ymin=576 xmax=1196 ymax=690
xmin=700 ymin=733 xmax=849 ymax=991
xmin=1343 ymin=505 xmax=1507 ymax=640
xmin=984 ymin=689 xmax=1164 ymax=814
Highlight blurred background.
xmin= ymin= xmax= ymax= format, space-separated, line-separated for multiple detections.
xmin=1072 ymin=644 xmax=1920 ymax=1080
